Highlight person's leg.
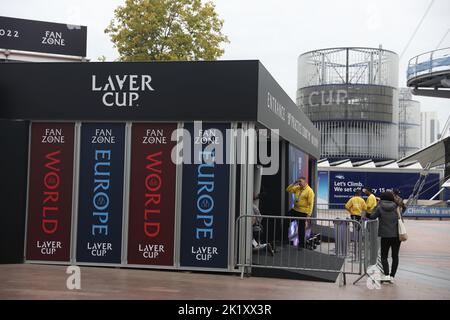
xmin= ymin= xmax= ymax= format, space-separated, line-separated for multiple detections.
xmin=380 ymin=238 xmax=390 ymax=276
xmin=390 ymin=238 xmax=401 ymax=277
xmin=297 ymin=212 xmax=307 ymax=248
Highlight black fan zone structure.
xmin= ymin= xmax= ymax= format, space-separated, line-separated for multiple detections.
xmin=0 ymin=60 xmax=325 ymax=280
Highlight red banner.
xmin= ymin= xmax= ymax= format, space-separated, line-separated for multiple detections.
xmin=127 ymin=123 xmax=177 ymax=266
xmin=26 ymin=123 xmax=75 ymax=261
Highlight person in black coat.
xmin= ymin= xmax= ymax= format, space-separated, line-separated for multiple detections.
xmin=369 ymin=191 xmax=402 ymax=283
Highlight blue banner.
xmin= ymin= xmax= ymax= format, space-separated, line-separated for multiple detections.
xmin=180 ymin=123 xmax=231 ymax=269
xmin=444 ymin=188 xmax=450 ymax=201
xmin=327 ymin=171 xmax=441 ymax=205
xmin=287 ymin=145 xmax=309 ymax=211
xmin=403 ymin=206 xmax=450 ymax=218
xmin=317 ymin=171 xmax=329 ymax=207
xmin=76 ymin=123 xmax=126 ymax=263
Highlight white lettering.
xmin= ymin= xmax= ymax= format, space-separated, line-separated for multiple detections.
xmin=92 ymin=74 xmax=155 ymax=107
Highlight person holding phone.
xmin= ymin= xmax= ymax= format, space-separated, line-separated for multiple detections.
xmin=286 ymin=177 xmax=315 ymax=249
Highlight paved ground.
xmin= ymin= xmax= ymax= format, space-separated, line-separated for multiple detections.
xmin=1 ymin=219 xmax=449 ymax=300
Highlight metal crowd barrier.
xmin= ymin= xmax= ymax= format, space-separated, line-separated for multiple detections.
xmin=315 ymin=203 xmax=382 ymax=283
xmin=316 ymin=203 xmax=351 ymax=220
xmin=234 ymin=209 xmax=380 ymax=286
xmin=353 ymin=219 xmax=380 ymax=285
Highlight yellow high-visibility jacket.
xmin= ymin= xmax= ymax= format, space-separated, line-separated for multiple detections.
xmin=286 ymin=184 xmax=315 ymax=215
xmin=345 ymin=196 xmax=367 ymax=216
xmin=366 ymin=194 xmax=377 ymax=214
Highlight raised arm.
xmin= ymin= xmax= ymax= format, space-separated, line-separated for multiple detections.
xmin=286 ymin=182 xmax=300 ymax=193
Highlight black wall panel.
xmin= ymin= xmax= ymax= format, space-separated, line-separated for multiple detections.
xmin=0 ymin=119 xmax=29 ymax=263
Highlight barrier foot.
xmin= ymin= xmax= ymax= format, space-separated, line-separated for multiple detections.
xmin=338 ymin=273 xmax=347 ymax=287
xmin=353 ymin=272 xmax=375 ymax=285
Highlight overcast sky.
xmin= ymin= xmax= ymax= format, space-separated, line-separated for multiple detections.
xmin=2 ymin=0 xmax=450 ymax=129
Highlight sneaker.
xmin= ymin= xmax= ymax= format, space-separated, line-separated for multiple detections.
xmin=389 ymin=277 xmax=395 ymax=284
xmin=380 ymin=275 xmax=391 ymax=282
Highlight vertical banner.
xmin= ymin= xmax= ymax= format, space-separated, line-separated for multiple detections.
xmin=180 ymin=123 xmax=231 ymax=269
xmin=26 ymin=123 xmax=75 ymax=261
xmin=317 ymin=171 xmax=329 ymax=208
xmin=127 ymin=123 xmax=177 ymax=266
xmin=76 ymin=123 xmax=125 ymax=264
xmin=287 ymin=144 xmax=309 ymax=210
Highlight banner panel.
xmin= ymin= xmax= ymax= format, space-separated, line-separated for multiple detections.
xmin=317 ymin=171 xmax=329 ymax=207
xmin=76 ymin=123 xmax=125 ymax=263
xmin=287 ymin=144 xmax=309 ymax=210
xmin=404 ymin=206 xmax=450 ymax=218
xmin=0 ymin=16 xmax=87 ymax=56
xmin=328 ymin=171 xmax=441 ymax=205
xmin=180 ymin=123 xmax=231 ymax=269
xmin=127 ymin=123 xmax=177 ymax=266
xmin=26 ymin=123 xmax=75 ymax=261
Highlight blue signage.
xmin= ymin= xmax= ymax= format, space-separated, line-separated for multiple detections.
xmin=403 ymin=206 xmax=450 ymax=218
xmin=327 ymin=171 xmax=441 ymax=205
xmin=180 ymin=123 xmax=231 ymax=269
xmin=317 ymin=171 xmax=329 ymax=207
xmin=287 ymin=145 xmax=309 ymax=211
xmin=76 ymin=123 xmax=126 ymax=263
xmin=444 ymin=188 xmax=450 ymax=201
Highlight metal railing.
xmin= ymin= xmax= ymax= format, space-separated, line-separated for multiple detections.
xmin=234 ymin=204 xmax=380 ymax=284
xmin=353 ymin=219 xmax=380 ymax=285
xmin=407 ymin=47 xmax=450 ymax=80
xmin=316 ymin=203 xmax=351 ymax=220
xmin=234 ymin=208 xmax=381 ymax=286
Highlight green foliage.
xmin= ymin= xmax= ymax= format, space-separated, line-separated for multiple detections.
xmin=105 ymin=0 xmax=229 ymax=61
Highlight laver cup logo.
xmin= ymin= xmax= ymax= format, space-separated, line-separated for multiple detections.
xmin=127 ymin=124 xmax=177 ymax=266
xmin=180 ymin=123 xmax=231 ymax=269
xmin=26 ymin=123 xmax=75 ymax=261
xmin=91 ymin=74 xmax=155 ymax=108
xmin=76 ymin=123 xmax=125 ymax=264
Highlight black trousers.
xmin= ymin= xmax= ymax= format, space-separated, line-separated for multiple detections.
xmin=350 ymin=215 xmax=361 ymax=221
xmin=380 ymin=237 xmax=401 ymax=277
xmin=288 ymin=209 xmax=308 ymax=248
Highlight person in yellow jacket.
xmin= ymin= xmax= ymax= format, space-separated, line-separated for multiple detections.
xmin=363 ymin=187 xmax=378 ymax=217
xmin=286 ymin=177 xmax=315 ymax=249
xmin=345 ymin=190 xmax=367 ymax=221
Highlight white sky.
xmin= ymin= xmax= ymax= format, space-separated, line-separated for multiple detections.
xmin=1 ymin=0 xmax=450 ymax=128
